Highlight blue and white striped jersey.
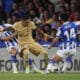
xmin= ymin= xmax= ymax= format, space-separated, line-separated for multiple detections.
xmin=0 ymin=24 xmax=18 ymax=48
xmin=56 ymin=21 xmax=80 ymax=50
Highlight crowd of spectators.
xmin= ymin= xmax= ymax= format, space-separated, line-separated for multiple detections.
xmin=0 ymin=0 xmax=80 ymax=42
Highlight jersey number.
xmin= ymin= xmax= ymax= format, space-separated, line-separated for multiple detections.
xmin=64 ymin=28 xmax=76 ymax=41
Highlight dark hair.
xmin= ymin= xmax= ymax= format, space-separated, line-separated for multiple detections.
xmin=22 ymin=14 xmax=30 ymax=20
xmin=60 ymin=14 xmax=70 ymax=22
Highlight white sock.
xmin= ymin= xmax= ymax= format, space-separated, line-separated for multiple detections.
xmin=61 ymin=62 xmax=69 ymax=72
xmin=12 ymin=63 xmax=18 ymax=72
xmin=47 ymin=63 xmax=53 ymax=70
xmin=53 ymin=63 xmax=58 ymax=69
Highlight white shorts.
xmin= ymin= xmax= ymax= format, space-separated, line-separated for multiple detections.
xmin=57 ymin=48 xmax=77 ymax=58
xmin=6 ymin=46 xmax=21 ymax=53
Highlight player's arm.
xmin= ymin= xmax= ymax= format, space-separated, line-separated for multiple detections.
xmin=74 ymin=21 xmax=80 ymax=26
xmin=48 ymin=27 xmax=61 ymax=49
xmin=48 ymin=37 xmax=59 ymax=49
xmin=31 ymin=21 xmax=53 ymax=38
xmin=0 ymin=27 xmax=15 ymax=32
xmin=1 ymin=31 xmax=17 ymax=41
xmin=1 ymin=23 xmax=18 ymax=41
xmin=0 ymin=24 xmax=15 ymax=32
xmin=31 ymin=21 xmax=53 ymax=39
xmin=36 ymin=27 xmax=53 ymax=39
xmin=3 ymin=27 xmax=15 ymax=32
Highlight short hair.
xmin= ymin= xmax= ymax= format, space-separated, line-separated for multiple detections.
xmin=60 ymin=14 xmax=70 ymax=22
xmin=22 ymin=14 xmax=30 ymax=20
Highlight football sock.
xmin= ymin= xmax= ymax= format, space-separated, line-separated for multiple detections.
xmin=47 ymin=59 xmax=55 ymax=70
xmin=11 ymin=55 xmax=18 ymax=72
xmin=62 ymin=57 xmax=72 ymax=72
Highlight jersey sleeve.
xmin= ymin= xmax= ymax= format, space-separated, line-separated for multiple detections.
xmin=74 ymin=21 xmax=80 ymax=35
xmin=74 ymin=21 xmax=80 ymax=26
xmin=4 ymin=24 xmax=13 ymax=27
xmin=13 ymin=23 xmax=18 ymax=31
xmin=56 ymin=27 xmax=62 ymax=38
xmin=30 ymin=22 xmax=36 ymax=30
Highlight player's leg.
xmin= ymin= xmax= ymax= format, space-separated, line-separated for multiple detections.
xmin=40 ymin=49 xmax=49 ymax=69
xmin=61 ymin=48 xmax=76 ymax=73
xmin=9 ymin=47 xmax=18 ymax=73
xmin=26 ymin=42 xmax=48 ymax=74
xmin=61 ymin=56 xmax=72 ymax=73
xmin=29 ymin=42 xmax=49 ymax=69
xmin=46 ymin=50 xmax=66 ymax=73
xmin=19 ymin=44 xmax=31 ymax=73
xmin=21 ymin=48 xmax=30 ymax=73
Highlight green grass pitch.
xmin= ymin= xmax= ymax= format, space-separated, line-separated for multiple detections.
xmin=0 ymin=72 xmax=80 ymax=80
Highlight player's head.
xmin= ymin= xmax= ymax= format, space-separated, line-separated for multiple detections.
xmin=21 ymin=13 xmax=30 ymax=26
xmin=60 ymin=13 xmax=70 ymax=22
xmin=22 ymin=14 xmax=30 ymax=20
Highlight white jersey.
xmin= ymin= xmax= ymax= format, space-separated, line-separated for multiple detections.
xmin=0 ymin=24 xmax=18 ymax=48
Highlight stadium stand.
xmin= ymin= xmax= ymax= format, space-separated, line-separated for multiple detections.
xmin=0 ymin=0 xmax=80 ymax=48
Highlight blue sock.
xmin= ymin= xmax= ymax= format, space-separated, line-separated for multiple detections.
xmin=49 ymin=59 xmax=55 ymax=65
xmin=11 ymin=55 xmax=17 ymax=63
xmin=29 ymin=58 xmax=33 ymax=65
xmin=66 ymin=57 xmax=72 ymax=63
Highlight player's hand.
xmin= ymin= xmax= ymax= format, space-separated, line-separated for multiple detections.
xmin=44 ymin=34 xmax=53 ymax=39
xmin=1 ymin=36 xmax=11 ymax=41
xmin=47 ymin=35 xmax=54 ymax=39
